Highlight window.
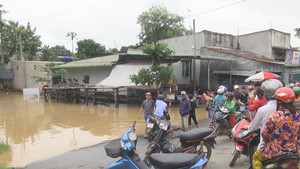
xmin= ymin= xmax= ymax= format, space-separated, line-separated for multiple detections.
xmin=84 ymin=75 xmax=89 ymax=84
xmin=182 ymin=61 xmax=190 ymax=77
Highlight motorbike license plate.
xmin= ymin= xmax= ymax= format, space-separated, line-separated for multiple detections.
xmin=147 ymin=123 xmax=154 ymax=128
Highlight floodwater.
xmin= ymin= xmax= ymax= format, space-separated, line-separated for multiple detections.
xmin=0 ymin=92 xmax=208 ymax=168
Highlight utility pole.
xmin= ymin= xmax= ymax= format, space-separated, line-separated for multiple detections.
xmin=193 ymin=19 xmax=196 ymax=92
xmin=0 ymin=5 xmax=8 ymax=68
xmin=19 ymin=35 xmax=27 ymax=88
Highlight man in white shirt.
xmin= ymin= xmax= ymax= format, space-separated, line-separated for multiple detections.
xmin=244 ymin=79 xmax=283 ymax=169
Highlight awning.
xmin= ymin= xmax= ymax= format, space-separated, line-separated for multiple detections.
xmin=96 ymin=63 xmax=152 ymax=88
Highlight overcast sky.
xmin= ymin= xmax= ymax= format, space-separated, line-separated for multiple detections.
xmin=1 ymin=0 xmax=300 ymax=51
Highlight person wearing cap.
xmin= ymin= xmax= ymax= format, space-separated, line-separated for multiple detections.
xmin=233 ymin=85 xmax=241 ymax=111
xmin=138 ymin=92 xmax=155 ymax=138
xmin=179 ymin=91 xmax=191 ymax=131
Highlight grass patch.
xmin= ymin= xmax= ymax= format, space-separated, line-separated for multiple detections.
xmin=0 ymin=142 xmax=10 ymax=154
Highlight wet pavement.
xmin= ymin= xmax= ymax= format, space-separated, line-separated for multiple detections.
xmin=25 ymin=119 xmax=250 ymax=169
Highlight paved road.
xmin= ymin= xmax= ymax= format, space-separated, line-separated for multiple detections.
xmin=25 ymin=119 xmax=250 ymax=169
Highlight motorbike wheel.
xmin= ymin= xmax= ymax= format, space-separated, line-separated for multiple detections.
xmin=196 ymin=141 xmax=212 ymax=161
xmin=229 ymin=147 xmax=240 ymax=167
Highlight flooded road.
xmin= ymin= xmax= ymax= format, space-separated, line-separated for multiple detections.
xmin=0 ymin=92 xmax=207 ymax=168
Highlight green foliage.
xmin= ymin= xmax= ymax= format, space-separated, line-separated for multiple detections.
xmin=0 ymin=142 xmax=10 ymax=154
xmin=141 ymin=43 xmax=172 ymax=67
xmin=130 ymin=43 xmax=174 ymax=92
xmin=39 ymin=45 xmax=59 ymax=61
xmin=1 ymin=20 xmax=42 ymax=61
xmin=137 ymin=6 xmax=191 ymax=44
xmin=295 ymin=28 xmax=300 ymax=38
xmin=76 ymin=39 xmax=106 ymax=59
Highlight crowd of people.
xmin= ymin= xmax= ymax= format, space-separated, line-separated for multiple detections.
xmin=137 ymin=80 xmax=300 ymax=169
xmin=203 ymin=80 xmax=300 ymax=169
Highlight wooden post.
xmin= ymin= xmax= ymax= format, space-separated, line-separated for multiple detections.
xmin=113 ymin=88 xmax=119 ymax=108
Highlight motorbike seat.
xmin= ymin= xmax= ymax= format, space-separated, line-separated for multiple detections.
xmin=180 ymin=127 xmax=213 ymax=142
xmin=149 ymin=153 xmax=203 ymax=169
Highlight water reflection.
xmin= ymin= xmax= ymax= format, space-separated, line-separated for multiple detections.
xmin=0 ymin=92 xmax=207 ymax=167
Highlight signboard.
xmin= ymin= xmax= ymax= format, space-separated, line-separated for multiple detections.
xmin=285 ymin=50 xmax=300 ymax=65
xmin=23 ymin=88 xmax=40 ymax=101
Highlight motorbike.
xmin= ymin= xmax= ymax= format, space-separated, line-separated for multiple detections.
xmin=229 ymin=110 xmax=260 ymax=167
xmin=146 ymin=109 xmax=170 ymax=142
xmin=263 ymin=153 xmax=299 ymax=169
xmin=105 ymin=121 xmax=208 ymax=169
xmin=211 ymin=106 xmax=242 ymax=136
xmin=143 ymin=115 xmax=216 ymax=167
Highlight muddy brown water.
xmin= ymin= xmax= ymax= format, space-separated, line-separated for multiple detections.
xmin=0 ymin=92 xmax=208 ymax=168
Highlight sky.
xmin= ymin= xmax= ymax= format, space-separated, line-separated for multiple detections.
xmin=1 ymin=0 xmax=300 ymax=51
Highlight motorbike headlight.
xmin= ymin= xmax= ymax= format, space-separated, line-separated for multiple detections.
xmin=159 ymin=122 xmax=169 ymax=131
xmin=128 ymin=132 xmax=137 ymax=141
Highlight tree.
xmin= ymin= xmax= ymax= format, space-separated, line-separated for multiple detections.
xmin=39 ymin=45 xmax=58 ymax=61
xmin=1 ymin=20 xmax=42 ymax=61
xmin=130 ymin=43 xmax=174 ymax=94
xmin=140 ymin=43 xmax=172 ymax=68
xmin=295 ymin=28 xmax=300 ymax=38
xmin=66 ymin=32 xmax=77 ymax=54
xmin=137 ymin=6 xmax=191 ymax=44
xmin=76 ymin=39 xmax=106 ymax=59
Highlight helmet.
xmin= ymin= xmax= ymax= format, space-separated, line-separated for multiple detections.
xmin=292 ymin=86 xmax=300 ymax=95
xmin=274 ymin=87 xmax=295 ymax=103
xmin=234 ymin=85 xmax=240 ymax=89
xmin=260 ymin=79 xmax=283 ymax=99
xmin=247 ymin=85 xmax=253 ymax=91
xmin=224 ymin=92 xmax=234 ymax=100
xmin=217 ymin=88 xmax=224 ymax=94
xmin=161 ymin=140 xmax=175 ymax=153
xmin=219 ymin=86 xmax=228 ymax=92
xmin=157 ymin=94 xmax=164 ymax=100
xmin=295 ymin=82 xmax=300 ymax=86
xmin=289 ymin=83 xmax=295 ymax=88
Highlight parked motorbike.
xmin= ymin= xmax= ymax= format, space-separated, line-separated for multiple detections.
xmin=146 ymin=109 xmax=170 ymax=142
xmin=229 ymin=110 xmax=259 ymax=167
xmin=262 ymin=153 xmax=299 ymax=169
xmin=105 ymin=121 xmax=208 ymax=169
xmin=143 ymin=115 xmax=216 ymax=167
xmin=211 ymin=106 xmax=242 ymax=136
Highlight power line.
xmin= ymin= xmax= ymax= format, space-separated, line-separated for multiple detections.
xmin=189 ymin=0 xmax=247 ymax=17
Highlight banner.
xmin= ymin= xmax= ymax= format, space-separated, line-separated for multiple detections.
xmin=285 ymin=50 xmax=300 ymax=65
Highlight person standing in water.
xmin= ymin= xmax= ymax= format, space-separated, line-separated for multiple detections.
xmin=138 ymin=92 xmax=155 ymax=138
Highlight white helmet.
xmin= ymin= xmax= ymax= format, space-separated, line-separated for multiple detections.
xmin=261 ymin=79 xmax=283 ymax=99
xmin=234 ymin=85 xmax=240 ymax=89
xmin=217 ymin=88 xmax=224 ymax=94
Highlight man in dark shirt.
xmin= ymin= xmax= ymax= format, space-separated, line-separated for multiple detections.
xmin=188 ymin=94 xmax=198 ymax=129
xmin=179 ymin=91 xmax=191 ymax=131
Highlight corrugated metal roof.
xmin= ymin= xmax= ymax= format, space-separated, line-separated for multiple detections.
xmin=52 ymin=55 xmax=119 ymax=69
xmin=53 ymin=62 xmax=113 ymax=69
xmin=204 ymin=47 xmax=285 ymax=65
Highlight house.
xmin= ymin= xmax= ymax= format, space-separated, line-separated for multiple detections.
xmin=160 ymin=29 xmax=292 ymax=91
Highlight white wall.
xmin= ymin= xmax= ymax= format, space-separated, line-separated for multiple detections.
xmin=62 ymin=66 xmax=113 ymax=85
xmin=11 ymin=61 xmax=55 ymax=90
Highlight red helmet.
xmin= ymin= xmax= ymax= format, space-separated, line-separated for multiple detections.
xmin=247 ymin=85 xmax=253 ymax=91
xmin=295 ymin=82 xmax=300 ymax=86
xmin=274 ymin=87 xmax=295 ymax=103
